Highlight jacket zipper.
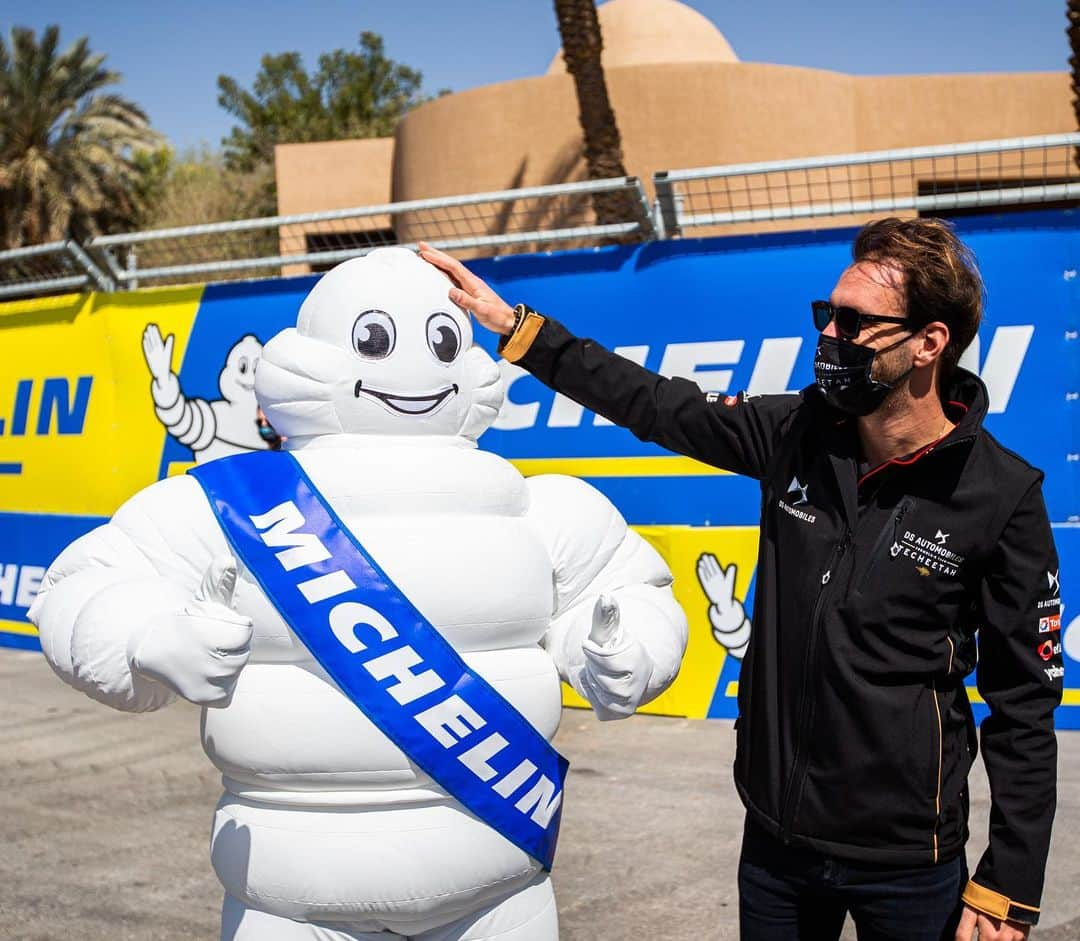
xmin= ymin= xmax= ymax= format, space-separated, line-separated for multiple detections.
xmin=930 ymin=636 xmax=956 ymax=861
xmin=857 ymin=497 xmax=914 ymax=592
xmin=930 ymin=680 xmax=944 ymax=862
xmin=779 ymin=531 xmax=850 ymax=841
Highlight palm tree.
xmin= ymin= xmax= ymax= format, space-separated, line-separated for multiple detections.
xmin=0 ymin=25 xmax=162 ymax=250
xmin=552 ymin=0 xmax=639 ymax=228
xmin=1069 ymin=0 xmax=1080 ymax=167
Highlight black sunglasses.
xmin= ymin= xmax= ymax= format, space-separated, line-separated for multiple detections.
xmin=811 ymin=300 xmax=912 ymax=340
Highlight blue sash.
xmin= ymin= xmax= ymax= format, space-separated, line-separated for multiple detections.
xmin=189 ymin=450 xmax=568 ymax=870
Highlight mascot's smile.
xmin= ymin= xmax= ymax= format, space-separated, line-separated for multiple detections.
xmin=354 ymin=379 xmax=459 ymax=415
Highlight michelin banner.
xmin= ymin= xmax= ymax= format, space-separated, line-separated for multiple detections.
xmin=2 ymin=211 xmax=1078 ymax=724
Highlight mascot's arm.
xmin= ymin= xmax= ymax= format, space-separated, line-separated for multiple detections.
xmin=28 ymin=476 xmax=222 ymax=713
xmin=525 ymin=474 xmax=688 ymax=719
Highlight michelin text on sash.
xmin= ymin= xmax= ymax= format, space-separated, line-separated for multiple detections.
xmin=251 ymin=499 xmax=562 ymax=830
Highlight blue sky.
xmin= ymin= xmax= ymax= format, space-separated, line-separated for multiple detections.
xmin=4 ymin=0 xmax=1074 ymax=152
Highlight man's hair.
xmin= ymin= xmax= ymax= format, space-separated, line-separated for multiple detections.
xmin=852 ymin=217 xmax=984 ymax=381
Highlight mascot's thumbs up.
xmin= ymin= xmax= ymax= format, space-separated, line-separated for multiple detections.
xmin=579 ymin=593 xmax=655 ymax=722
xmin=129 ymin=554 xmax=253 ymax=707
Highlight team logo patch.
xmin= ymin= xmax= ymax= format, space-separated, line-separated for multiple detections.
xmin=891 ymin=527 xmax=965 ymax=578
xmin=1039 ymin=614 xmax=1062 ymax=634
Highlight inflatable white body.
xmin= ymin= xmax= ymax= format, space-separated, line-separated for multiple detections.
xmin=29 ymin=249 xmax=688 ymax=941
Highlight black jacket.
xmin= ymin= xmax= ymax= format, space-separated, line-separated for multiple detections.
xmin=504 ymin=311 xmax=1063 ymax=926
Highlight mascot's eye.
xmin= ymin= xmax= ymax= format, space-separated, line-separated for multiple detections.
xmin=426 ymin=312 xmax=462 ymax=364
xmin=239 ymin=358 xmax=249 ymax=374
xmin=352 ymin=310 xmax=396 ymax=359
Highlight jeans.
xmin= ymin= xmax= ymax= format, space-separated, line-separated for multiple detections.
xmin=738 ymin=819 xmax=968 ymax=941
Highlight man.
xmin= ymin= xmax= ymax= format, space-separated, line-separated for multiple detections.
xmin=419 ymin=217 xmax=1063 ymax=941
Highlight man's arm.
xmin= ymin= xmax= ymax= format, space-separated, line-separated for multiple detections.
xmin=962 ymin=477 xmax=1062 ymax=932
xmin=418 ymin=243 xmax=801 ymax=480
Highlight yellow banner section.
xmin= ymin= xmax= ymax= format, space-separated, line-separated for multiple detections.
xmin=510 ymin=456 xmax=731 ymax=478
xmin=562 ymin=524 xmax=761 ymax=719
xmin=1 ymin=619 xmax=38 ymax=637
xmin=0 ymin=287 xmax=203 ymax=515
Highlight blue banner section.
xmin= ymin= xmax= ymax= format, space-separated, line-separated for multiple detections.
xmin=0 ymin=511 xmax=106 ymax=633
xmin=189 ymin=451 xmax=568 ymax=868
xmin=469 ymin=211 xmax=1080 ymax=526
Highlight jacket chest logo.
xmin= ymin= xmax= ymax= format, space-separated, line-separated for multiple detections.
xmin=778 ymin=476 xmax=817 ymax=524
xmin=889 ymin=525 xmax=966 ymax=578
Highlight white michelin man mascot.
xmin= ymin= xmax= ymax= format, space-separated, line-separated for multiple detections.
xmin=29 ymin=247 xmax=688 ymax=941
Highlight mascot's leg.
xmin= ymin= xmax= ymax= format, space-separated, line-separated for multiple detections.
xmin=221 ymin=894 xmax=402 ymax=941
xmin=416 ymin=873 xmax=557 ymax=941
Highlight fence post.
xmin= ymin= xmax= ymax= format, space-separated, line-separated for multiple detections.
xmin=65 ymin=240 xmax=115 ymax=293
xmin=126 ymin=247 xmax=138 ymax=291
xmin=653 ymin=172 xmax=681 ymax=239
xmin=628 ymin=178 xmax=658 ymax=240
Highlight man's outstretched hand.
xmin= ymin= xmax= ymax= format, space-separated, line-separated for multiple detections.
xmin=418 ymin=242 xmax=517 ymax=336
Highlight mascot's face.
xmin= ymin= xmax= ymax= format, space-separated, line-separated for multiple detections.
xmin=256 ymin=248 xmax=503 ymax=440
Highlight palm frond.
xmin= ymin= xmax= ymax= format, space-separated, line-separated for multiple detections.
xmin=0 ymin=24 xmax=158 ymax=246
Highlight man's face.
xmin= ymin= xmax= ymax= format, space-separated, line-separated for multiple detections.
xmin=826 ymin=260 xmax=913 ymax=385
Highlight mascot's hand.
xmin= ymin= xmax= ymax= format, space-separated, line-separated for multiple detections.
xmin=130 ymin=555 xmax=253 ymax=707
xmin=142 ymin=323 xmax=176 ymax=388
xmin=579 ymin=594 xmax=653 ymax=722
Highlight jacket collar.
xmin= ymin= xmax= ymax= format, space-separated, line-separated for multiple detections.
xmin=802 ymin=365 xmax=989 ymax=441
xmin=802 ymin=367 xmax=988 ymax=528
xmin=940 ymin=367 xmax=988 ymax=440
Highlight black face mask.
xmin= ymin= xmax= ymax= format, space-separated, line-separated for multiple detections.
xmin=813 ymin=333 xmax=913 ymax=416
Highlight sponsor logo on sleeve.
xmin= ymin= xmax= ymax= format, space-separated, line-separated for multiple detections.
xmin=1045 ymin=664 xmax=1065 ymax=681
xmin=1039 ymin=570 xmax=1062 ymax=612
xmin=1039 ymin=614 xmax=1062 ymax=634
xmin=1038 ymin=639 xmax=1062 ymax=661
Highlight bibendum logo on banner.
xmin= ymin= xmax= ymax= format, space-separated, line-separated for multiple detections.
xmin=142 ymin=324 xmax=270 ymax=463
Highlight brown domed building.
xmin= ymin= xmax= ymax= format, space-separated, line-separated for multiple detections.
xmin=274 ymin=0 xmax=1073 ymax=251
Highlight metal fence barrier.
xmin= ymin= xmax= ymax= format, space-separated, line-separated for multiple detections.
xmin=0 ymin=240 xmax=113 ymax=300
xmin=654 ymin=133 xmax=1080 ymax=237
xmin=85 ymin=176 xmax=656 ymax=290
xmin=1 ymin=134 xmax=1079 ymax=301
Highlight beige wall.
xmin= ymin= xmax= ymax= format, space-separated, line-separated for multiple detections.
xmin=275 ymin=138 xmax=394 ymax=275
xmin=854 ymin=72 xmax=1072 ymax=151
xmin=276 ymin=137 xmax=395 ymax=213
xmin=274 ymin=64 xmax=1075 ymax=255
xmin=392 ymin=62 xmax=859 ymax=201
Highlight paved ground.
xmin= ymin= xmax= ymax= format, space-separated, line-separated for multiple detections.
xmin=2 ymin=648 xmax=1079 ymax=940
